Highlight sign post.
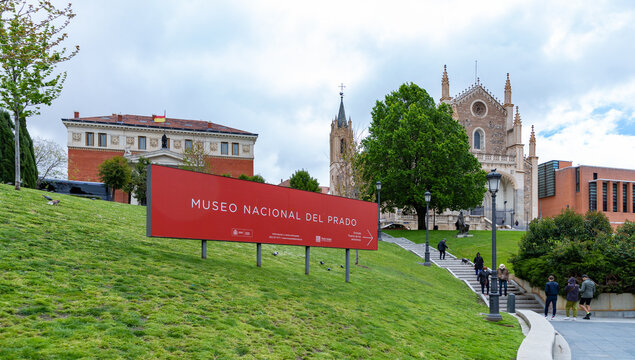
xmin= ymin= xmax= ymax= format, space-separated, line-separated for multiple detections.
xmin=305 ymin=246 xmax=310 ymax=275
xmin=147 ymin=165 xmax=378 ymax=281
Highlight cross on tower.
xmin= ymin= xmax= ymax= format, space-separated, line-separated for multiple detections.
xmin=339 ymin=83 xmax=346 ymax=96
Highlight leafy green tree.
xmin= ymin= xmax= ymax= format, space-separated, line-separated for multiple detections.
xmin=238 ymin=174 xmax=266 ymax=183
xmin=360 ymin=82 xmax=487 ymax=229
xmin=0 ymin=110 xmax=14 ymax=183
xmin=98 ymin=156 xmax=131 ymax=201
xmin=0 ymin=0 xmax=79 ymax=190
xmin=17 ymin=116 xmax=37 ymax=188
xmin=289 ymin=169 xmax=320 ymax=192
xmin=124 ymin=157 xmax=150 ymax=205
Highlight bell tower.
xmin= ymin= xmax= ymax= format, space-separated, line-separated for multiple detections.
xmin=329 ymin=86 xmax=354 ymax=196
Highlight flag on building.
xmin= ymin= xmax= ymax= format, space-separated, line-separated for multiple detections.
xmin=153 ymin=114 xmax=166 ymax=123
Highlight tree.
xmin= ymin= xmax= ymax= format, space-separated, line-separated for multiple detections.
xmin=98 ymin=156 xmax=131 ymax=201
xmin=181 ymin=141 xmax=212 ymax=174
xmin=238 ymin=173 xmax=266 ymax=183
xmin=360 ymin=82 xmax=487 ymax=229
xmin=33 ymin=136 xmax=67 ymax=182
xmin=0 ymin=0 xmax=79 ymax=190
xmin=0 ymin=109 xmax=14 ymax=183
xmin=289 ymin=169 xmax=320 ymax=192
xmin=124 ymin=157 xmax=150 ymax=205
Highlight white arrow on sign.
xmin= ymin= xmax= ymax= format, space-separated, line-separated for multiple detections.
xmin=363 ymin=229 xmax=374 ymax=246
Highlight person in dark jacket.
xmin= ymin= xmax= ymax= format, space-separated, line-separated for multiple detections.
xmin=473 ymin=252 xmax=484 ymax=276
xmin=477 ymin=266 xmax=490 ymax=295
xmin=437 ymin=238 xmax=448 ymax=260
xmin=544 ymin=275 xmax=559 ymax=320
xmin=564 ymin=277 xmax=579 ymax=320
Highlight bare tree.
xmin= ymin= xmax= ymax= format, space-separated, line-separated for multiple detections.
xmin=33 ymin=136 xmax=66 ymax=182
xmin=181 ymin=141 xmax=212 ymax=174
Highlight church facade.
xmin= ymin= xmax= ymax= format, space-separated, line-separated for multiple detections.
xmin=440 ymin=66 xmax=539 ymax=227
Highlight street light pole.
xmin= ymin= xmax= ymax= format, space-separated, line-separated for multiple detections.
xmin=376 ymin=181 xmax=382 ymax=242
xmin=424 ymin=191 xmax=431 ymax=266
xmin=486 ymin=169 xmax=502 ymax=322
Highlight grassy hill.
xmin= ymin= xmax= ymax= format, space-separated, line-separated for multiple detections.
xmin=0 ymin=184 xmax=523 ymax=359
xmin=385 ymin=229 xmax=525 ymax=272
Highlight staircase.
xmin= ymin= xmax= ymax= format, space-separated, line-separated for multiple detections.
xmin=382 ymin=234 xmax=544 ymax=313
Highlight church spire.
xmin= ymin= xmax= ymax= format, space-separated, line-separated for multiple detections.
xmin=441 ymin=65 xmax=451 ymax=102
xmin=504 ymin=73 xmax=512 ymax=106
xmin=337 ymin=88 xmax=347 ymax=128
xmin=514 ymin=106 xmax=522 ymax=125
xmin=529 ymin=125 xmax=537 ymax=157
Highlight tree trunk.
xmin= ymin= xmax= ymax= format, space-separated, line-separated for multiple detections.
xmin=415 ymin=204 xmax=426 ymax=230
xmin=13 ymin=111 xmax=20 ymax=190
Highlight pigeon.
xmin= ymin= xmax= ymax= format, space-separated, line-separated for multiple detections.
xmin=320 ymin=261 xmax=325 ymax=265
xmin=42 ymin=195 xmax=53 ymax=201
xmin=48 ymin=200 xmax=60 ymax=206
xmin=340 ymin=265 xmax=344 ymax=268
xmin=272 ymin=251 xmax=278 ymax=256
xmin=327 ymin=268 xmax=331 ymax=271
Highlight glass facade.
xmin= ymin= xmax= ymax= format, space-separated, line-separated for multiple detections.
xmin=602 ymin=182 xmax=607 ymax=211
xmin=613 ymin=183 xmax=618 ymax=212
xmin=623 ymin=184 xmax=628 ymax=212
xmin=589 ymin=182 xmax=597 ymax=211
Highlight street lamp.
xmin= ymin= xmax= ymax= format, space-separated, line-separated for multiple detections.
xmin=376 ymin=181 xmax=382 ymax=242
xmin=486 ymin=169 xmax=502 ymax=322
xmin=424 ymin=191 xmax=431 ymax=266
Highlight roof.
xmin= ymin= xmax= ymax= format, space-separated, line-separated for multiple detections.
xmin=62 ymin=114 xmax=258 ymax=137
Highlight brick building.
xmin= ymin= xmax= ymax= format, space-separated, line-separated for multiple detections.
xmin=539 ymin=160 xmax=635 ymax=227
xmin=63 ymin=112 xmax=258 ymax=203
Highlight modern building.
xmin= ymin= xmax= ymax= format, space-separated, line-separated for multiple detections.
xmin=62 ymin=112 xmax=258 ymax=202
xmin=440 ymin=66 xmax=539 ymax=228
xmin=538 ymin=160 xmax=635 ymax=227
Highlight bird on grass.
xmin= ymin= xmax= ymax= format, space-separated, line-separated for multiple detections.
xmin=327 ymin=268 xmax=331 ymax=271
xmin=340 ymin=265 xmax=344 ymax=268
xmin=48 ymin=200 xmax=60 ymax=206
xmin=320 ymin=261 xmax=325 ymax=265
xmin=42 ymin=195 xmax=53 ymax=201
xmin=272 ymin=251 xmax=278 ymax=256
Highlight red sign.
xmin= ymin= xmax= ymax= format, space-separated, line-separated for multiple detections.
xmin=147 ymin=165 xmax=378 ymax=250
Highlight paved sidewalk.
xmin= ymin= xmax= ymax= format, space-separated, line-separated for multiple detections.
xmin=550 ymin=317 xmax=635 ymax=360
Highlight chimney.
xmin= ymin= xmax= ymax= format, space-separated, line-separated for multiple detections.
xmin=117 ymin=114 xmax=122 ymax=122
xmin=74 ymin=111 xmax=79 ymax=119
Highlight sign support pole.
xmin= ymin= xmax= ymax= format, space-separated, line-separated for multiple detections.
xmin=345 ymin=248 xmax=350 ymax=283
xmin=257 ymin=243 xmax=262 ymax=267
xmin=305 ymin=246 xmax=310 ymax=275
xmin=202 ymin=240 xmax=207 ymax=259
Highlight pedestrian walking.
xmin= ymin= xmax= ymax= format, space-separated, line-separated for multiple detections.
xmin=437 ymin=238 xmax=448 ymax=260
xmin=564 ymin=277 xmax=579 ymax=320
xmin=473 ymin=252 xmax=484 ymax=276
xmin=579 ymin=274 xmax=596 ymax=320
xmin=497 ymin=264 xmax=509 ymax=296
xmin=477 ymin=266 xmax=490 ymax=295
xmin=544 ymin=275 xmax=559 ymax=320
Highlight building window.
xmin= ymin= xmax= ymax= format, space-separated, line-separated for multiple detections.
xmin=593 ymin=173 xmax=598 ymax=180
xmin=221 ymin=142 xmax=228 ymax=155
xmin=98 ymin=133 xmax=107 ymax=147
xmin=86 ymin=132 xmax=94 ymax=146
xmin=623 ymin=183 xmax=628 ymax=212
xmin=232 ymin=142 xmax=239 ymax=155
xmin=473 ymin=129 xmax=484 ymax=150
xmin=633 ymin=184 xmax=635 ymax=213
xmin=185 ymin=139 xmax=192 ymax=150
xmin=602 ymin=182 xmax=607 ymax=211
xmin=138 ymin=136 xmax=146 ymax=150
xmin=340 ymin=139 xmax=345 ymax=154
xmin=575 ymin=167 xmax=580 ymax=192
xmin=613 ymin=183 xmax=618 ymax=212
xmin=589 ymin=182 xmax=597 ymax=211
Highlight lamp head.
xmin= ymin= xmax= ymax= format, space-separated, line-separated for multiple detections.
xmin=486 ymin=169 xmax=501 ymax=194
xmin=424 ymin=191 xmax=431 ymax=203
xmin=376 ymin=181 xmax=382 ymax=191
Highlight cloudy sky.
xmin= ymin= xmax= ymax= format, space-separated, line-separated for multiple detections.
xmin=28 ymin=0 xmax=635 ymax=185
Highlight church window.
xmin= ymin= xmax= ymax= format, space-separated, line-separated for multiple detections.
xmin=138 ymin=136 xmax=146 ymax=150
xmin=232 ymin=142 xmax=239 ymax=155
xmin=472 ymin=101 xmax=487 ymax=117
xmin=185 ymin=139 xmax=192 ymax=150
xmin=221 ymin=142 xmax=228 ymax=155
xmin=340 ymin=139 xmax=345 ymax=154
xmin=86 ymin=132 xmax=94 ymax=146
xmin=473 ymin=129 xmax=484 ymax=150
xmin=98 ymin=133 xmax=107 ymax=147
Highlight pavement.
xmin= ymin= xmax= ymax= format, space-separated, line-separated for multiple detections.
xmin=550 ymin=316 xmax=635 ymax=360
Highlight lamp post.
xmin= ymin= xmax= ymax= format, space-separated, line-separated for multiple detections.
xmin=376 ymin=181 xmax=382 ymax=241
xmin=486 ymin=169 xmax=502 ymax=322
xmin=424 ymin=191 xmax=431 ymax=266
xmin=504 ymin=200 xmax=507 ymax=226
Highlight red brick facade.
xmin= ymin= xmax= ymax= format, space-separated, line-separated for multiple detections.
xmin=208 ymin=156 xmax=254 ymax=177
xmin=68 ymin=148 xmax=125 ymax=182
xmin=539 ymin=164 xmax=635 ymax=228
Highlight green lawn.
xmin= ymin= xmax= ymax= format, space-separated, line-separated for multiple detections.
xmin=385 ymin=229 xmax=525 ymax=273
xmin=0 ymin=184 xmax=523 ymax=359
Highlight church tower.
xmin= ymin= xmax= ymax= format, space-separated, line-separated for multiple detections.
xmin=329 ymin=89 xmax=354 ymax=197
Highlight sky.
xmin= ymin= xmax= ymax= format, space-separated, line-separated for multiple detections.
xmin=27 ymin=0 xmax=635 ymax=185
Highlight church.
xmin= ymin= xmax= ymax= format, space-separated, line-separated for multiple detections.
xmin=329 ymin=66 xmax=539 ymax=229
